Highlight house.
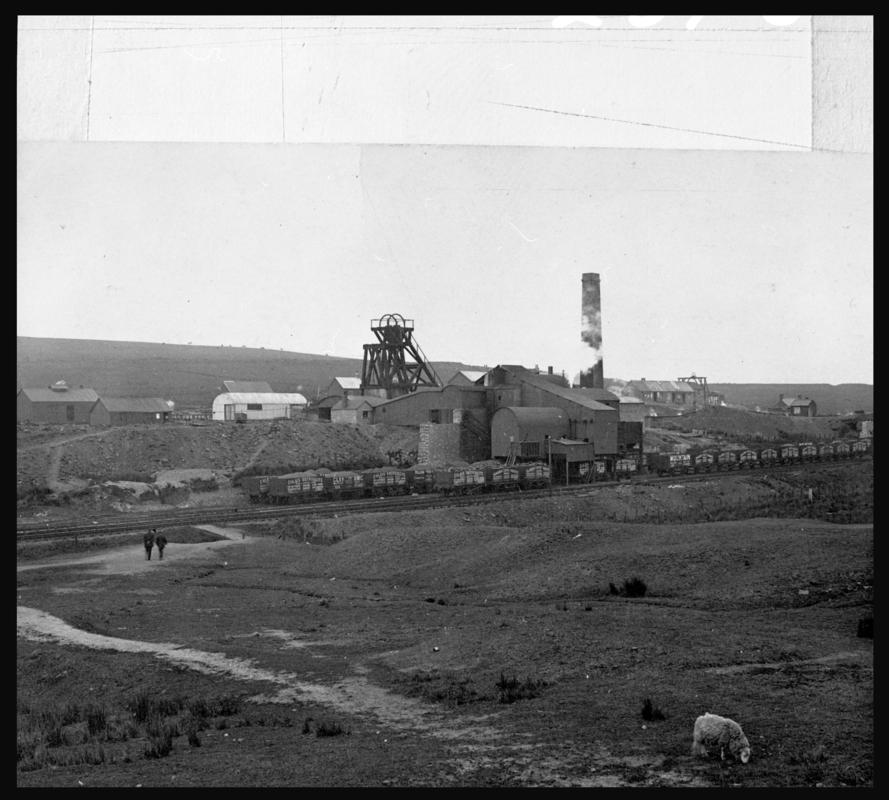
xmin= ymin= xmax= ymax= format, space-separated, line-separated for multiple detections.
xmin=789 ymin=397 xmax=817 ymax=417
xmin=90 ymin=397 xmax=171 ymax=426
xmin=324 ymin=377 xmax=363 ymax=398
xmin=222 ymin=380 xmax=273 ymax=394
xmin=211 ymin=392 xmax=308 ymax=421
xmin=330 ymin=395 xmax=386 ymax=425
xmin=16 ymin=381 xmax=99 ymax=423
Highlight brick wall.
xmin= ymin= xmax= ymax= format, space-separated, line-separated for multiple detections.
xmin=418 ymin=423 xmax=462 ymax=464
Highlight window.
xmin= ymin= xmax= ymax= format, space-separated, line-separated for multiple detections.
xmin=520 ymin=442 xmax=540 ymax=457
xmin=429 ymin=409 xmax=441 ymax=423
xmin=66 ymin=405 xmax=75 ymax=421
xmin=362 ymin=410 xmax=369 ymax=419
xmin=247 ymin=403 xmax=263 ymax=411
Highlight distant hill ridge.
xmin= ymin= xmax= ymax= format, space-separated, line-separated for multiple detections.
xmin=17 ymin=337 xmax=871 ymax=416
xmin=16 ymin=337 xmax=487 ymax=409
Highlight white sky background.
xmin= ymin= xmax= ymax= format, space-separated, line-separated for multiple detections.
xmin=16 ymin=16 xmax=873 ymax=384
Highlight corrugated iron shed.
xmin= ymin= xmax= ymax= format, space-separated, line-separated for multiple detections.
xmin=19 ymin=387 xmax=99 ymax=403
xmin=96 ymin=397 xmax=170 ymax=413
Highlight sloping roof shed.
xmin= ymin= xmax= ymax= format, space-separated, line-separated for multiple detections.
xmin=90 ymin=397 xmax=171 ymax=426
xmin=17 ymin=387 xmax=100 ymax=423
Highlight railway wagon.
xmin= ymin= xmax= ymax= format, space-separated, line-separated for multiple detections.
xmin=851 ymin=440 xmax=870 ymax=455
xmin=717 ymin=450 xmax=738 ymax=470
xmin=322 ymin=470 xmax=366 ymax=500
xmin=818 ymin=443 xmax=835 ymax=460
xmin=833 ymin=441 xmax=851 ymax=458
xmin=800 ymin=443 xmax=818 ymax=461
xmin=405 ymin=465 xmax=436 ymax=493
xmin=267 ymin=472 xmax=325 ymax=504
xmin=482 ymin=465 xmax=521 ymax=491
xmin=738 ymin=449 xmax=759 ymax=468
xmin=361 ymin=468 xmax=409 ymax=496
xmin=614 ymin=458 xmax=638 ymax=478
xmin=759 ymin=447 xmax=779 ymax=465
xmin=650 ymin=453 xmax=692 ymax=475
xmin=692 ymin=451 xmax=715 ymax=472
xmin=242 ymin=474 xmax=270 ymax=503
xmin=434 ymin=467 xmax=485 ymax=496
xmin=779 ymin=444 xmax=800 ymax=464
xmin=516 ymin=462 xmax=551 ymax=489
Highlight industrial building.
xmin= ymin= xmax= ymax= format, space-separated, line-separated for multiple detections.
xmin=447 ymin=370 xmax=487 ymax=387
xmin=330 ymin=394 xmax=385 ymax=425
xmin=211 ymin=391 xmax=307 ymax=421
xmin=627 ymin=379 xmax=696 ymax=406
xmin=16 ymin=381 xmax=99 ymax=423
xmin=90 ymin=397 xmax=171 ymax=426
xmin=325 ymin=377 xmax=363 ymax=398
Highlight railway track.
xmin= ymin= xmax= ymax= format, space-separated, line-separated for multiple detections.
xmin=17 ymin=456 xmax=870 ymax=543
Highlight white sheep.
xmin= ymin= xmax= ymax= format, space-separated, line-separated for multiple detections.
xmin=692 ymin=712 xmax=751 ymax=763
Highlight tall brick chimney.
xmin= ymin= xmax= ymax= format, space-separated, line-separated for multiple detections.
xmin=579 ymin=272 xmax=604 ymax=389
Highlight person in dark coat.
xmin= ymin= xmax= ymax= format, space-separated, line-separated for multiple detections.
xmin=155 ymin=532 xmax=168 ymax=560
xmin=143 ymin=529 xmax=155 ymax=560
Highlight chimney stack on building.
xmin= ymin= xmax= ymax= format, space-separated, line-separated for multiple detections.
xmin=579 ymin=272 xmax=604 ymax=389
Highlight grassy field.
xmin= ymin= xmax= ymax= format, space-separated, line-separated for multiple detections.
xmin=17 ymin=465 xmax=873 ymax=787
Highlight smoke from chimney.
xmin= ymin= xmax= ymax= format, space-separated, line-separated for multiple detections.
xmin=579 ymin=272 xmax=604 ymax=389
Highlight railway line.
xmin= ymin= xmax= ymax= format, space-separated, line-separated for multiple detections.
xmin=16 ymin=456 xmax=870 ymax=543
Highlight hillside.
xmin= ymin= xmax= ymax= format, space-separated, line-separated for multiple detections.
xmin=709 ymin=384 xmax=873 ymax=416
xmin=16 ymin=337 xmax=485 ymax=409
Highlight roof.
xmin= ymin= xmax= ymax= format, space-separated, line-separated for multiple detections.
xmin=494 ymin=406 xmax=567 ymax=427
xmin=629 ymin=380 xmax=695 ymax=393
xmin=789 ymin=397 xmax=816 ymax=407
xmin=19 ymin=387 xmax=99 ymax=403
xmin=513 ymin=370 xmax=619 ymax=411
xmin=451 ymin=370 xmax=487 ymax=383
xmin=213 ymin=392 xmax=307 ymax=405
xmin=333 ymin=395 xmax=387 ymax=411
xmin=223 ymin=380 xmax=273 ymax=393
xmin=331 ymin=377 xmax=362 ymax=389
xmin=619 ymin=396 xmax=645 ymax=404
xmin=97 ymin=397 xmax=171 ymax=413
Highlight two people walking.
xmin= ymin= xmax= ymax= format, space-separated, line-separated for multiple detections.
xmin=143 ymin=529 xmax=168 ymax=560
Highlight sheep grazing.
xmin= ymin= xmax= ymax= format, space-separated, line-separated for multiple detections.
xmin=692 ymin=712 xmax=751 ymax=764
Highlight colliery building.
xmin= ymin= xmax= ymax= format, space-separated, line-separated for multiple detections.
xmin=17 ymin=381 xmax=99 ymax=423
xmin=90 ymin=397 xmax=171 ymax=426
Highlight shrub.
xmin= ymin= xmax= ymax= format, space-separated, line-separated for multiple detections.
xmin=216 ymin=694 xmax=242 ymax=716
xmin=85 ymin=704 xmax=108 ymax=736
xmin=641 ymin=698 xmax=665 ymax=721
xmin=60 ymin=701 xmax=81 ymax=726
xmin=128 ymin=689 xmax=153 ymax=724
xmin=622 ymin=577 xmax=648 ymax=597
xmin=315 ymin=720 xmax=346 ymax=737
xmin=144 ymin=728 xmax=173 ymax=759
xmin=496 ymin=673 xmax=546 ymax=704
xmin=187 ymin=697 xmax=212 ymax=719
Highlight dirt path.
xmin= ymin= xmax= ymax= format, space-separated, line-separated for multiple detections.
xmin=16 ymin=524 xmax=246 ymax=575
xmin=241 ymin=438 xmax=270 ymax=471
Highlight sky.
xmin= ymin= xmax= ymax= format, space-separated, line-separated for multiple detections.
xmin=16 ymin=16 xmax=873 ymax=384
xmin=17 ymin=143 xmax=872 ymax=384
